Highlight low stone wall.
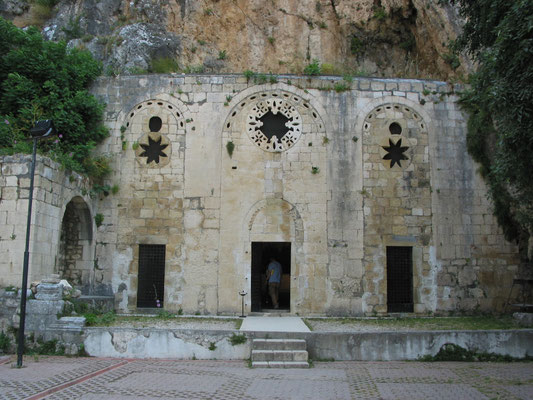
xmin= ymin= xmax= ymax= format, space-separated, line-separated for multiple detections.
xmin=306 ymin=330 xmax=533 ymax=361
xmin=82 ymin=327 xmax=533 ymax=361
xmin=84 ymin=328 xmax=250 ymax=359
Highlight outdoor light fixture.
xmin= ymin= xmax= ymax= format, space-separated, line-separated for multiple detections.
xmin=239 ymin=290 xmax=248 ymax=318
xmin=29 ymin=120 xmax=56 ymax=138
xmin=17 ymin=120 xmax=57 ymax=368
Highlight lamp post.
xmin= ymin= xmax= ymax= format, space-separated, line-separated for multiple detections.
xmin=239 ymin=290 xmax=247 ymax=318
xmin=17 ymin=120 xmax=56 ymax=368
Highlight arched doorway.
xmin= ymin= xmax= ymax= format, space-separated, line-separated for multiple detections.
xmin=57 ymin=197 xmax=94 ymax=290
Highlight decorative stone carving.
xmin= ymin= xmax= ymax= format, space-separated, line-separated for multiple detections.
xmin=125 ymin=99 xmax=185 ymax=168
xmin=363 ymin=104 xmax=426 ymax=170
xmin=246 ymin=98 xmax=302 ymax=152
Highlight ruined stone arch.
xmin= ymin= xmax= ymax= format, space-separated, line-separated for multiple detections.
xmin=57 ymin=196 xmax=95 ymax=288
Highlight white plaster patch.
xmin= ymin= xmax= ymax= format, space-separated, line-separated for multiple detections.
xmin=184 ymin=210 xmax=204 ymax=229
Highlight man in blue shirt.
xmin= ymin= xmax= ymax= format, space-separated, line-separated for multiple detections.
xmin=266 ymin=257 xmax=282 ymax=309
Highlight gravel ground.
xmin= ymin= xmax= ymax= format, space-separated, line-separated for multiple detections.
xmin=307 ymin=320 xmax=414 ymax=332
xmin=106 ymin=315 xmax=520 ymax=332
xmin=112 ymin=316 xmax=240 ymax=330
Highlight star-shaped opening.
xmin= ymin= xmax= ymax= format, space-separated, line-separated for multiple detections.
xmin=382 ymin=138 xmax=409 ymax=168
xmin=139 ymin=136 xmax=168 ymax=164
xmin=259 ymin=110 xmax=290 ymax=141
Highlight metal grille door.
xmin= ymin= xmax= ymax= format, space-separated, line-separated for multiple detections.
xmin=137 ymin=244 xmax=166 ymax=308
xmin=386 ymin=246 xmax=413 ymax=313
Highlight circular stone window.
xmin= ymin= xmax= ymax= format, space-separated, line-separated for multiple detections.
xmin=246 ymin=98 xmax=302 ymax=152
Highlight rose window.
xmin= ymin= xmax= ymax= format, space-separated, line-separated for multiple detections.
xmin=246 ymin=98 xmax=302 ymax=152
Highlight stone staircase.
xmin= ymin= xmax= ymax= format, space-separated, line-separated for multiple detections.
xmin=251 ymin=338 xmax=309 ymax=368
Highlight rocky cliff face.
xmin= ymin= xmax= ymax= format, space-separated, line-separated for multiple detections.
xmin=3 ymin=0 xmax=470 ymax=80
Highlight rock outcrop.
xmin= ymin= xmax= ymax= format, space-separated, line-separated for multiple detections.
xmin=5 ymin=0 xmax=470 ymax=79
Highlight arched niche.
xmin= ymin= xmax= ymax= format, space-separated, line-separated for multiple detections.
xmin=57 ymin=196 xmax=95 ymax=288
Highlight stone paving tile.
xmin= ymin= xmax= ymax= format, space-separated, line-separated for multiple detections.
xmin=376 ymin=383 xmax=488 ymax=400
xmin=1 ymin=357 xmax=532 ymax=400
xmin=0 ymin=357 xmax=122 ymax=400
xmin=504 ymin=385 xmax=533 ymax=400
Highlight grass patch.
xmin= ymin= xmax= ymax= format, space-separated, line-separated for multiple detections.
xmin=229 ymin=333 xmax=247 ymax=346
xmin=84 ymin=311 xmax=116 ymax=327
xmin=304 ymin=316 xmax=524 ymax=331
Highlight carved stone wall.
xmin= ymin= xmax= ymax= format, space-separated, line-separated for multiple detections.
xmin=0 ymin=74 xmax=520 ymax=316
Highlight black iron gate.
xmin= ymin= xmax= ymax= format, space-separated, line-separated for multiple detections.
xmin=386 ymin=246 xmax=413 ymax=313
xmin=137 ymin=244 xmax=166 ymax=308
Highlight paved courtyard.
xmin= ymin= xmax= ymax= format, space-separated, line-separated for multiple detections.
xmin=1 ymin=356 xmax=532 ymax=399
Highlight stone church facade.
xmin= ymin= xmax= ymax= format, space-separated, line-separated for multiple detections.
xmin=0 ymin=74 xmax=520 ymax=316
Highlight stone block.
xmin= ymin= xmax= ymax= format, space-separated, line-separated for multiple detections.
xmin=35 ymin=283 xmax=63 ymax=300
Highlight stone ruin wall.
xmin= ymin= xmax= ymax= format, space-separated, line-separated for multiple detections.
xmin=0 ymin=155 xmax=106 ymax=292
xmin=0 ymin=74 xmax=521 ymax=316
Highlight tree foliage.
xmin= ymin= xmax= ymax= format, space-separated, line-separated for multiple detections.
xmin=0 ymin=17 xmax=109 ymax=180
xmin=449 ymin=1 xmax=533 ymax=250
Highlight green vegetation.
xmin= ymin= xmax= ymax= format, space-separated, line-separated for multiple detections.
xmin=218 ymin=50 xmax=227 ymax=60
xmin=83 ymin=311 xmax=116 ymax=326
xmin=0 ymin=18 xmax=109 ymax=182
xmin=0 ymin=331 xmax=10 ymax=353
xmin=156 ymin=310 xmax=175 ymax=319
xmin=25 ymin=338 xmax=65 ymax=356
xmin=446 ymin=0 xmax=533 ymax=252
xmin=94 ymin=213 xmax=104 ymax=227
xmin=333 ymin=81 xmax=350 ymax=93
xmin=226 ymin=141 xmax=235 ymax=158
xmin=208 ymin=342 xmax=217 ymax=351
xmin=243 ymin=70 xmax=255 ymax=82
xmin=373 ymin=7 xmax=387 ymax=20
xmin=442 ymin=50 xmax=460 ymax=70
xmin=254 ymin=73 xmax=268 ymax=84
xmin=350 ymin=35 xmax=363 ymax=55
xmin=320 ymin=63 xmax=336 ymax=75
xmin=229 ymin=333 xmax=247 ymax=346
xmin=61 ymin=16 xmax=83 ymax=41
xmin=303 ymin=59 xmax=321 ymax=76
xmin=311 ymin=166 xmax=320 ymax=174
xmin=150 ymin=57 xmax=180 ymax=73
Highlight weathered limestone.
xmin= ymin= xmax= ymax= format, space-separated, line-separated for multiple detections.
xmin=0 ymin=74 xmax=522 ymax=316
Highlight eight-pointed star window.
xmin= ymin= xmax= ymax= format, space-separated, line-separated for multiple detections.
xmin=382 ymin=138 xmax=409 ymax=168
xmin=139 ymin=136 xmax=168 ymax=164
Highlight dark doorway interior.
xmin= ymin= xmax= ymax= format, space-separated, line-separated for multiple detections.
xmin=251 ymin=242 xmax=291 ymax=311
xmin=386 ymin=246 xmax=414 ymax=313
xmin=137 ymin=244 xmax=166 ymax=308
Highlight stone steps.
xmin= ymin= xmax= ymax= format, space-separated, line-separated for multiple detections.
xmin=251 ymin=338 xmax=309 ymax=368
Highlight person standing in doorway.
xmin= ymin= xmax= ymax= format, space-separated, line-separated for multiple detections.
xmin=266 ymin=257 xmax=282 ymax=309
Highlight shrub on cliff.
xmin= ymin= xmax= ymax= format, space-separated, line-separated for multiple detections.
xmin=0 ymin=17 xmax=109 ymax=180
xmin=448 ymin=0 xmax=533 ymax=251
